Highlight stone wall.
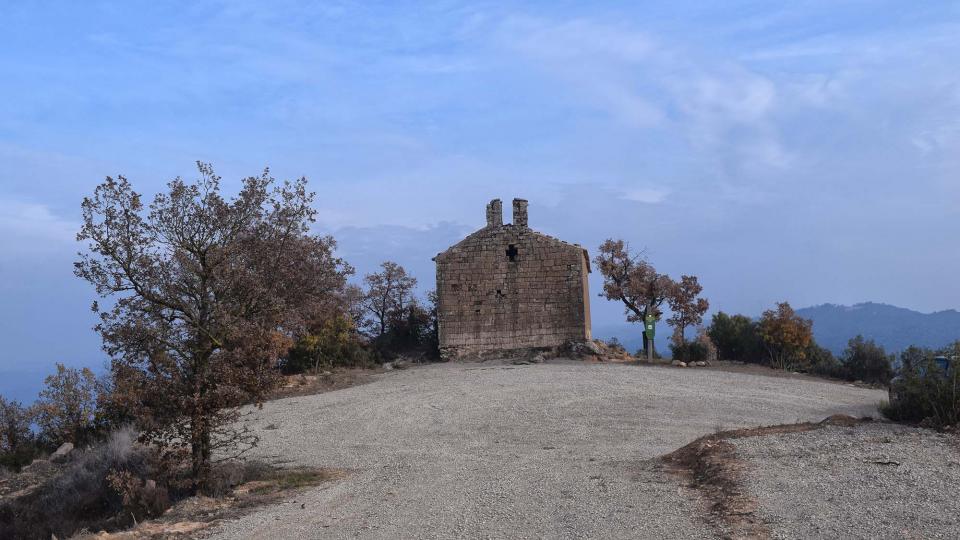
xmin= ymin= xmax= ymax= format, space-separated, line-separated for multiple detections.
xmin=434 ymin=198 xmax=591 ymax=359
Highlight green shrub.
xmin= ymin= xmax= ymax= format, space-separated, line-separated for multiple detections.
xmin=283 ymin=315 xmax=373 ymax=374
xmin=882 ymin=359 xmax=959 ymax=428
xmin=806 ymin=343 xmax=845 ymax=378
xmin=899 ymin=345 xmax=933 ymax=372
xmin=706 ymin=312 xmax=763 ymax=363
xmin=840 ymin=335 xmax=894 ymax=384
xmin=670 ymin=340 xmax=710 ymax=363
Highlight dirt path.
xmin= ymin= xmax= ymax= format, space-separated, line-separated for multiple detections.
xmin=202 ymin=360 xmax=884 ymax=539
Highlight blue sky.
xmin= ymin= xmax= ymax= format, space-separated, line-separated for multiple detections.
xmin=1 ymin=1 xmax=959 ymax=402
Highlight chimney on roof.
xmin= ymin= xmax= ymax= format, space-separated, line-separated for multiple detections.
xmin=485 ymin=199 xmax=502 ymax=227
xmin=512 ymin=198 xmax=528 ymax=228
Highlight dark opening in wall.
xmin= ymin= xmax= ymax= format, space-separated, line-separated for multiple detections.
xmin=506 ymin=244 xmax=518 ymax=261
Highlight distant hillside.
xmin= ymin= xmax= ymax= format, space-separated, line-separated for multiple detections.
xmin=797 ymin=302 xmax=960 ymax=355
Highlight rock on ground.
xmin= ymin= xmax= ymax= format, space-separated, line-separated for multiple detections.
xmin=50 ymin=442 xmax=74 ymax=462
xmin=733 ymin=422 xmax=960 ymax=539
xmin=202 ymin=360 xmax=883 ymax=540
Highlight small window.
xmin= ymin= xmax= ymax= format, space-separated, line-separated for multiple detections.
xmin=506 ymin=244 xmax=518 ymax=261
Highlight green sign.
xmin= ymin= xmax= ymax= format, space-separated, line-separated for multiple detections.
xmin=644 ymin=314 xmax=656 ymax=339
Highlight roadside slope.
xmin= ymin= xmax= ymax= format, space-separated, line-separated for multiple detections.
xmin=734 ymin=422 xmax=960 ymax=538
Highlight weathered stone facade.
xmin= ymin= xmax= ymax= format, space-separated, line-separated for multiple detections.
xmin=434 ymin=198 xmax=592 ymax=359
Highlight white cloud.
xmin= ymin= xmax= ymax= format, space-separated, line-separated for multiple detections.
xmin=621 ymin=188 xmax=669 ymax=204
xmin=0 ymin=200 xmax=77 ymax=256
xmin=502 ymin=17 xmax=656 ymax=63
xmin=496 ymin=16 xmax=791 ymax=174
xmin=683 ymin=72 xmax=775 ymax=121
xmin=496 ymin=17 xmax=664 ymax=127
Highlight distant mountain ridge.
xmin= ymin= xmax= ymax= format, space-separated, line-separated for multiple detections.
xmin=797 ymin=302 xmax=960 ymax=355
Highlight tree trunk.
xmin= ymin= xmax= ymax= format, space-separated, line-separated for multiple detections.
xmin=201 ymin=425 xmax=211 ymax=483
xmin=191 ymin=408 xmax=210 ymax=493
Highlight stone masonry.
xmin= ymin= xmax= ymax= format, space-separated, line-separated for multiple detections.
xmin=433 ymin=198 xmax=592 ymax=359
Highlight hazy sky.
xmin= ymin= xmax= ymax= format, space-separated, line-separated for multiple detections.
xmin=1 ymin=1 xmax=959 ymax=401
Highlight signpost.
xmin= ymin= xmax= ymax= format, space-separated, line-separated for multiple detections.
xmin=644 ymin=313 xmax=656 ymax=361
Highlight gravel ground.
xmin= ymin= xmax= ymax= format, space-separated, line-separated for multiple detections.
xmin=203 ymin=360 xmax=884 ymax=539
xmin=734 ymin=422 xmax=960 ymax=539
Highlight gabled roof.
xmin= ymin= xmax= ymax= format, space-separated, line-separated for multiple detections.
xmin=433 ymin=224 xmax=590 ymax=272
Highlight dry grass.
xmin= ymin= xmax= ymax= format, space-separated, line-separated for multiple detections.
xmin=69 ymin=465 xmax=348 ymax=539
xmin=0 ymin=427 xmax=153 ymax=539
xmin=268 ymin=367 xmax=385 ymax=400
xmin=0 ymin=426 xmax=347 ymax=540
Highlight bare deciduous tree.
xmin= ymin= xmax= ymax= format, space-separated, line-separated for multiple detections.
xmin=594 ymin=239 xmax=674 ymax=357
xmin=75 ymin=162 xmax=351 ymax=491
xmin=361 ymin=261 xmax=417 ymax=338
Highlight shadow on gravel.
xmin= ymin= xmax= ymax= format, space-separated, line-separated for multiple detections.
xmin=661 ymin=414 xmax=873 ymax=539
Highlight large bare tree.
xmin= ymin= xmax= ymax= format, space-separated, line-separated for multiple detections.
xmin=76 ymin=162 xmax=351 ymax=491
xmin=594 ymin=239 xmax=674 ymax=358
xmin=361 ymin=261 xmax=417 ymax=338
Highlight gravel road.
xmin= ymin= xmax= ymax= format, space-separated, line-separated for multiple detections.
xmin=203 ymin=360 xmax=884 ymax=539
xmin=734 ymin=422 xmax=960 ymax=539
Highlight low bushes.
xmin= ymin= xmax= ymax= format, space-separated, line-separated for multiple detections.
xmin=882 ymin=360 xmax=960 ymax=429
xmin=841 ymin=336 xmax=894 ymax=385
xmin=670 ymin=340 xmax=711 ymax=363
xmin=0 ymin=426 xmax=288 ymax=539
xmin=805 ymin=343 xmax=845 ymax=379
xmin=282 ymin=315 xmax=375 ymax=374
xmin=603 ymin=337 xmax=627 ymax=355
xmin=707 ymin=312 xmax=762 ymax=364
xmin=0 ymin=427 xmax=159 ymax=539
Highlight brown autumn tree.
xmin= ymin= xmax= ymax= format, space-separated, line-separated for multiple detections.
xmin=594 ymin=239 xmax=674 ymax=357
xmin=757 ymin=302 xmax=813 ymax=370
xmin=33 ymin=363 xmax=101 ymax=447
xmin=75 ymin=162 xmax=351 ymax=492
xmin=361 ymin=261 xmax=418 ymax=339
xmin=667 ymin=275 xmax=709 ymax=346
